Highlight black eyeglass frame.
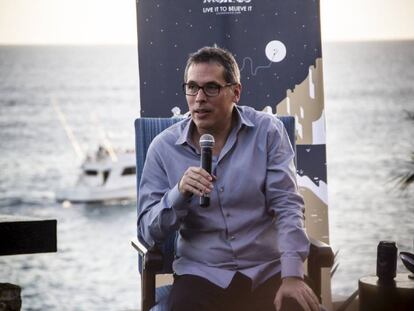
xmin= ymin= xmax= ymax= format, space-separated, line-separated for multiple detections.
xmin=182 ymin=82 xmax=237 ymax=97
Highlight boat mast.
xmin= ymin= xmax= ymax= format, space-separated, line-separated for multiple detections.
xmin=51 ymin=96 xmax=84 ymax=161
xmin=90 ymin=112 xmax=118 ymax=162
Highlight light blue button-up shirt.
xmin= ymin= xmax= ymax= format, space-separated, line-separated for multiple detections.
xmin=138 ymin=105 xmax=309 ymax=289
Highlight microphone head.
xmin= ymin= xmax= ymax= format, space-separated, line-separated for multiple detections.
xmin=199 ymin=134 xmax=215 ymax=148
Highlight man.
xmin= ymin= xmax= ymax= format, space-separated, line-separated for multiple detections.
xmin=138 ymin=46 xmax=320 ymax=311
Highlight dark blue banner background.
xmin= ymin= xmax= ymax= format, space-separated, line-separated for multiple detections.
xmin=138 ymin=0 xmax=322 ymax=117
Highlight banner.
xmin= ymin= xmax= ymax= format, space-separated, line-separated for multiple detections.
xmin=137 ymin=0 xmax=331 ymax=305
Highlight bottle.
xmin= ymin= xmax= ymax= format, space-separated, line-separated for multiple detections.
xmin=376 ymin=241 xmax=397 ymax=282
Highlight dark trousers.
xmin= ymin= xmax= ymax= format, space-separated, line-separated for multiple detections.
xmin=168 ymin=272 xmax=313 ymax=311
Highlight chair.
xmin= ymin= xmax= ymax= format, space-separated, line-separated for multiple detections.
xmin=132 ymin=116 xmax=334 ymax=311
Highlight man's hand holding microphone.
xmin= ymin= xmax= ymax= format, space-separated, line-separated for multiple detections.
xmin=178 ymin=134 xmax=215 ymax=207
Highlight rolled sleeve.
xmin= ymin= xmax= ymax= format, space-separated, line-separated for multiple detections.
xmin=280 ymin=255 xmax=306 ymax=279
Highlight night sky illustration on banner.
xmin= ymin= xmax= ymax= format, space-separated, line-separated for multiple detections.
xmin=137 ymin=0 xmax=321 ymax=117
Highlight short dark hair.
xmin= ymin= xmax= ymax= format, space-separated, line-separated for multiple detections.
xmin=184 ymin=46 xmax=240 ymax=84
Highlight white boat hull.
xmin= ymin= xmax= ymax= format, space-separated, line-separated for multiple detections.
xmin=56 ymin=185 xmax=136 ymax=203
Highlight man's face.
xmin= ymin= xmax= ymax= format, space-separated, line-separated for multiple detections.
xmin=185 ymin=62 xmax=241 ymax=135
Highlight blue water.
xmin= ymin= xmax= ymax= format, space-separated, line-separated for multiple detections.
xmin=0 ymin=46 xmax=140 ymax=310
xmin=0 ymin=42 xmax=413 ymax=310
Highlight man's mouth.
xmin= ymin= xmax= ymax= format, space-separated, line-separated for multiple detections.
xmin=194 ymin=108 xmax=212 ymax=117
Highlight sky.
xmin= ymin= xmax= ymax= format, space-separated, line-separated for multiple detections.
xmin=0 ymin=0 xmax=414 ymax=45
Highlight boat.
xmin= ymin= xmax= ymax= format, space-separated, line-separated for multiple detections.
xmin=55 ymin=146 xmax=136 ymax=203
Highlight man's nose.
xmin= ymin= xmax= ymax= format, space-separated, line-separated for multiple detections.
xmin=195 ymin=88 xmax=207 ymax=101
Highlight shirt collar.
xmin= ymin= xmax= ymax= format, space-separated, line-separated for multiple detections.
xmin=175 ymin=105 xmax=255 ymax=146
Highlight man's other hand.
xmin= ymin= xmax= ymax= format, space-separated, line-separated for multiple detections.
xmin=178 ymin=167 xmax=214 ymax=197
xmin=274 ymin=277 xmax=320 ymax=311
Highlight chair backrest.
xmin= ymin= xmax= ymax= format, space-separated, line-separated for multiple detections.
xmin=135 ymin=117 xmax=185 ymax=188
xmin=135 ymin=115 xmax=296 ymax=273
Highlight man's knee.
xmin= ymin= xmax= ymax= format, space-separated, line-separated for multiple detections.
xmin=167 ymin=275 xmax=224 ymax=311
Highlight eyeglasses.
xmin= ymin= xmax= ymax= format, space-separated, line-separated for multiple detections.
xmin=182 ymin=82 xmax=236 ymax=97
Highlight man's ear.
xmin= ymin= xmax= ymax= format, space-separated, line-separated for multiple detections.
xmin=232 ymin=83 xmax=242 ymax=103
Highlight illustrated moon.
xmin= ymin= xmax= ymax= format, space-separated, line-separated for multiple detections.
xmin=265 ymin=40 xmax=287 ymax=62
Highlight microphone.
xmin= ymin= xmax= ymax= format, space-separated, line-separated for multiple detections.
xmin=199 ymin=134 xmax=215 ymax=207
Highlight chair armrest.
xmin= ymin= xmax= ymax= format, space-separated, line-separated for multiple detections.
xmin=131 ymin=237 xmax=164 ymax=271
xmin=309 ymin=237 xmax=334 ymax=268
xmin=307 ymin=237 xmax=334 ymax=301
xmin=131 ymin=237 xmax=165 ymax=311
xmin=131 ymin=237 xmax=149 ymax=255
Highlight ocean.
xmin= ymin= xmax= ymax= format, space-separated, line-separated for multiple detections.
xmin=0 ymin=42 xmax=413 ymax=310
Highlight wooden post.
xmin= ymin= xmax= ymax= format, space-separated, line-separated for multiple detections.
xmin=0 ymin=283 xmax=21 ymax=311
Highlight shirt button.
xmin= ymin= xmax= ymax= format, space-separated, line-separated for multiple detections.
xmin=220 ymin=187 xmax=224 ymax=192
xmin=229 ymin=235 xmax=235 ymax=241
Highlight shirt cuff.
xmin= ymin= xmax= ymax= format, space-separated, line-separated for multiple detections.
xmin=167 ymin=184 xmax=192 ymax=218
xmin=280 ymin=256 xmax=305 ymax=279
